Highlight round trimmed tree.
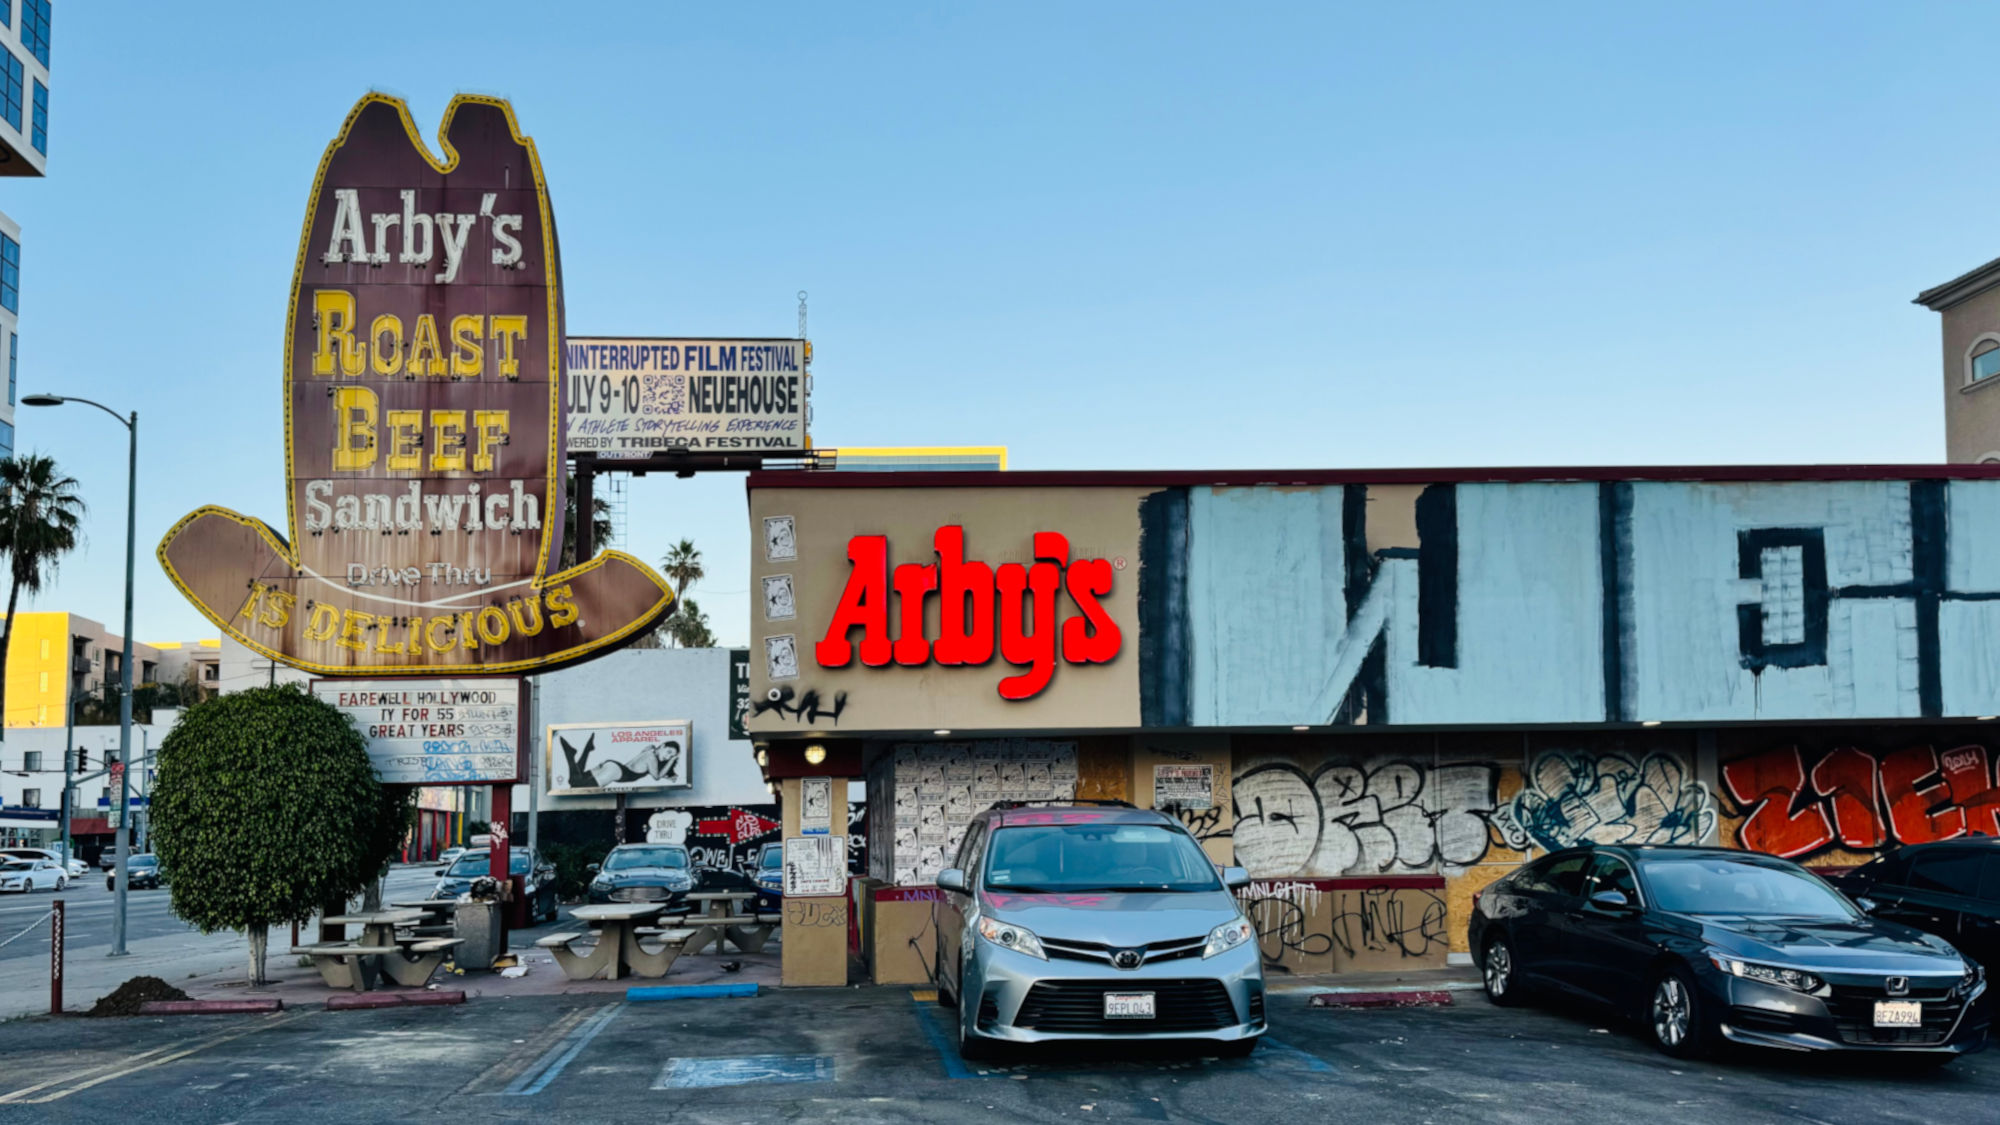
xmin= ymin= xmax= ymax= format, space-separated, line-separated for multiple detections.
xmin=150 ymin=683 xmax=414 ymax=984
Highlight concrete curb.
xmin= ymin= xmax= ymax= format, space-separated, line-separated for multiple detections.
xmin=326 ymin=990 xmax=467 ymax=1011
xmin=1309 ymin=989 xmax=1455 ymax=1009
xmin=138 ymin=999 xmax=285 ymax=1015
xmin=627 ymin=983 xmax=759 ymax=1001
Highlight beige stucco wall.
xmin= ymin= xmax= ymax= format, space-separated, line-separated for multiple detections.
xmin=747 ymin=486 xmax=1148 ymax=735
xmin=1940 ymin=291 xmax=2000 ymax=462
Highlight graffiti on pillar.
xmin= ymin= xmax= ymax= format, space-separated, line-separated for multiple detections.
xmin=1490 ymin=751 xmax=1714 ymax=852
xmin=1723 ymin=744 xmax=2000 ymax=860
xmin=1229 ymin=759 xmax=1498 ymax=878
xmin=1329 ymin=884 xmax=1449 ymax=961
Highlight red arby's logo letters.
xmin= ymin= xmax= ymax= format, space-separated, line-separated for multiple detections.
xmin=813 ymin=526 xmax=1121 ymax=700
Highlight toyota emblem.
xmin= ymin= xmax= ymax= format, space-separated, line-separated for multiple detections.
xmin=1886 ymin=976 xmax=1910 ymax=997
xmin=1111 ymin=949 xmax=1145 ymax=970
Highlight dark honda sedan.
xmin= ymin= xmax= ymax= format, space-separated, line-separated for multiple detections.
xmin=1469 ymin=845 xmax=1987 ymax=1060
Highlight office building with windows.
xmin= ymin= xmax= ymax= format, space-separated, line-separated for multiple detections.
xmin=0 ymin=0 xmax=52 ymax=461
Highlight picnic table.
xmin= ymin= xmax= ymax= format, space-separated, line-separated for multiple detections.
xmin=539 ymin=903 xmax=666 ymax=980
xmin=293 ymin=909 xmax=461 ymax=990
xmin=390 ymin=899 xmax=463 ymax=936
xmin=682 ymin=891 xmax=779 ymax=955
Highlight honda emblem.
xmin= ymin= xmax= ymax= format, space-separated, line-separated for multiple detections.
xmin=1886 ymin=976 xmax=1910 ymax=997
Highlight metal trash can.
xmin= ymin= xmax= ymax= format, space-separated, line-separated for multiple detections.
xmin=454 ymin=900 xmax=504 ymax=971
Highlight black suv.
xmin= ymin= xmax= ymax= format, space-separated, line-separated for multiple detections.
xmin=1470 ymin=844 xmax=1987 ymax=1059
xmin=1833 ymin=839 xmax=2000 ymax=971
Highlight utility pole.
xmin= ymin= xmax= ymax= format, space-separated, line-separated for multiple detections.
xmin=58 ymin=643 xmax=78 ymax=871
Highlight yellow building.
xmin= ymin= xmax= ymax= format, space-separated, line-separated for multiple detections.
xmin=0 ymin=612 xmax=217 ymax=728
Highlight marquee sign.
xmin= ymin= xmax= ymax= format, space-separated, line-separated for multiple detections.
xmin=814 ymin=526 xmax=1122 ymax=700
xmin=158 ymin=94 xmax=675 ymax=676
xmin=566 ymin=337 xmax=809 ymax=457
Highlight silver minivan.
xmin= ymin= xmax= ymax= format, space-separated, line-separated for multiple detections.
xmin=932 ymin=801 xmax=1264 ymax=1059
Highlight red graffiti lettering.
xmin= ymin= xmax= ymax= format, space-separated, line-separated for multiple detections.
xmin=1940 ymin=745 xmax=2000 ymax=837
xmin=1722 ymin=746 xmax=1833 ymax=858
xmin=1881 ymin=746 xmax=1965 ymax=845
xmin=1727 ymin=742 xmax=2000 ymax=860
xmin=1810 ymin=746 xmax=1884 ymax=850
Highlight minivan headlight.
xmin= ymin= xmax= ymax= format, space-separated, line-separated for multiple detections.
xmin=1710 ymin=955 xmax=1826 ymax=995
xmin=1204 ymin=918 xmax=1256 ymax=959
xmin=977 ymin=916 xmax=1047 ymax=960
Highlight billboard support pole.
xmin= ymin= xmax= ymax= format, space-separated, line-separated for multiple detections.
xmin=574 ymin=463 xmax=595 ymax=561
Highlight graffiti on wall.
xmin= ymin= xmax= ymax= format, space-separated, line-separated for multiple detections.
xmin=1236 ymin=879 xmax=1449 ymax=973
xmin=637 ymin=803 xmax=868 ymax=876
xmin=1723 ymin=744 xmax=2000 ymax=860
xmin=1229 ymin=759 xmax=1497 ymax=878
xmin=1491 ymin=751 xmax=1714 ymax=852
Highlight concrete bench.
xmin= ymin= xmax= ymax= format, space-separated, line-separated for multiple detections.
xmin=536 ymin=931 xmax=617 ymax=980
xmin=722 ymin=921 xmax=778 ymax=954
xmin=622 ymin=927 xmax=698 ymax=978
xmin=379 ymin=936 xmax=465 ymax=988
xmin=291 ymin=943 xmax=399 ymax=991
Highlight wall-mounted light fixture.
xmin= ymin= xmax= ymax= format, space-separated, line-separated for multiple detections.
xmin=804 ymin=744 xmax=827 ymax=766
xmin=933 ymin=729 xmax=952 ymax=737
xmin=755 ymin=748 xmax=769 ymax=767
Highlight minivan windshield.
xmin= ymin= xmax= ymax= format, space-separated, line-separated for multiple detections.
xmin=1642 ymin=857 xmax=1856 ymax=919
xmin=983 ymin=823 xmax=1221 ymax=893
xmin=604 ymin=846 xmax=688 ymax=872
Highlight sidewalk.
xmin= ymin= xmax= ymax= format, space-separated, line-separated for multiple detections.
xmin=0 ymin=924 xmax=252 ymax=1021
xmin=1266 ymin=964 xmax=1484 ymax=996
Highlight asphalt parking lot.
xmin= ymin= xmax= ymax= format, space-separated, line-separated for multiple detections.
xmin=1 ymin=983 xmax=1993 ymax=1123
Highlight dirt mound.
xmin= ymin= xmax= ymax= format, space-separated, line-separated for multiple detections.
xmin=86 ymin=976 xmax=192 ymax=1017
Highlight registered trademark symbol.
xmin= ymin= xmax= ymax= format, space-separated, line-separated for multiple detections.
xmin=1113 ymin=557 xmax=1128 ymax=570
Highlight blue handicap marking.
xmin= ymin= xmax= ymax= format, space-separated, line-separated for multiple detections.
xmin=653 ymin=1055 xmax=834 ymax=1090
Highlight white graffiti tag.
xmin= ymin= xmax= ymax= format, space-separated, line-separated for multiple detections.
xmin=1230 ymin=759 xmax=1498 ymax=878
xmin=1491 ymin=750 xmax=1715 ymax=851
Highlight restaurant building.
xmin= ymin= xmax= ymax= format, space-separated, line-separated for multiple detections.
xmin=746 ymin=465 xmax=2000 ymax=981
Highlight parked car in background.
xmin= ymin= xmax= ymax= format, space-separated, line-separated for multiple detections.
xmin=0 ymin=858 xmax=66 ymax=892
xmin=755 ymin=842 xmax=783 ymax=903
xmin=0 ymin=847 xmax=87 ymax=878
xmin=694 ymin=858 xmax=778 ymax=913
xmin=587 ymin=844 xmax=696 ymax=906
xmin=430 ymin=848 xmax=558 ymax=923
xmin=1832 ymin=839 xmax=2000 ymax=972
xmin=433 ymin=846 xmax=466 ymax=875
xmin=110 ymin=854 xmax=164 ymax=890
xmin=932 ymin=801 xmax=1263 ymax=1061
xmin=1470 ymin=845 xmax=1988 ymax=1060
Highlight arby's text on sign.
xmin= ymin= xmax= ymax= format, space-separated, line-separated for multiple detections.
xmin=157 ymin=93 xmax=675 ymax=676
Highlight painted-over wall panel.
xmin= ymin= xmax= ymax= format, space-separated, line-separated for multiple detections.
xmin=1187 ymin=487 xmax=1346 ymax=726
xmin=1627 ymin=481 xmax=1919 ymax=722
xmin=1391 ymin=484 xmax=1603 ymax=725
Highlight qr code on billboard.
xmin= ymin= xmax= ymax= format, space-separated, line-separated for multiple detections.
xmin=642 ymin=373 xmax=687 ymax=416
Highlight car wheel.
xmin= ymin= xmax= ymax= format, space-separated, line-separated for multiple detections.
xmin=956 ymin=980 xmax=994 ymax=1062
xmin=1216 ymin=1037 xmax=1260 ymax=1059
xmin=1482 ymin=936 xmax=1525 ymax=1007
xmin=1647 ymin=965 xmax=1709 ymax=1059
xmin=56 ymin=876 xmax=66 ymax=891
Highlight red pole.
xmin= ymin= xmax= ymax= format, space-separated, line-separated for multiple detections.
xmin=50 ymin=899 xmax=64 ymax=1015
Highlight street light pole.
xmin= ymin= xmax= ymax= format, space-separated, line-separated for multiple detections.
xmin=23 ymin=394 xmax=138 ymax=957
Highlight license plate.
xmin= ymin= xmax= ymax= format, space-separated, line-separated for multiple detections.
xmin=1104 ymin=992 xmax=1156 ymax=1019
xmin=1874 ymin=1000 xmax=1922 ymax=1028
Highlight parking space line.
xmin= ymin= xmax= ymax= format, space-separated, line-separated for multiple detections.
xmin=499 ymin=1001 xmax=624 ymax=1096
xmin=1260 ymin=1037 xmax=1335 ymax=1074
xmin=0 ymin=1011 xmax=318 ymax=1104
xmin=911 ymin=999 xmax=979 ymax=1079
xmin=458 ymin=1006 xmax=593 ymax=1095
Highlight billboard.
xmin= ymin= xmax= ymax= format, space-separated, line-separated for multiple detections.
xmin=157 ymin=93 xmax=676 ymax=676
xmin=312 ymin=678 xmax=527 ymax=785
xmin=565 ymin=337 xmax=809 ymax=457
xmin=546 ymin=719 xmax=694 ymax=796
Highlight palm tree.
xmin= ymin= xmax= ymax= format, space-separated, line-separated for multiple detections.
xmin=657 ymin=540 xmax=707 ymax=647
xmin=661 ymin=539 xmax=704 ymax=598
xmin=666 ymin=597 xmax=716 ymax=648
xmin=0 ymin=455 xmax=85 ymax=732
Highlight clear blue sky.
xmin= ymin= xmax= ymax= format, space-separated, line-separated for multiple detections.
xmin=7 ymin=2 xmax=1984 ymax=646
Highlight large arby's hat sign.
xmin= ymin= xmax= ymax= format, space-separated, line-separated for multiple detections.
xmin=159 ymin=93 xmax=675 ymax=675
